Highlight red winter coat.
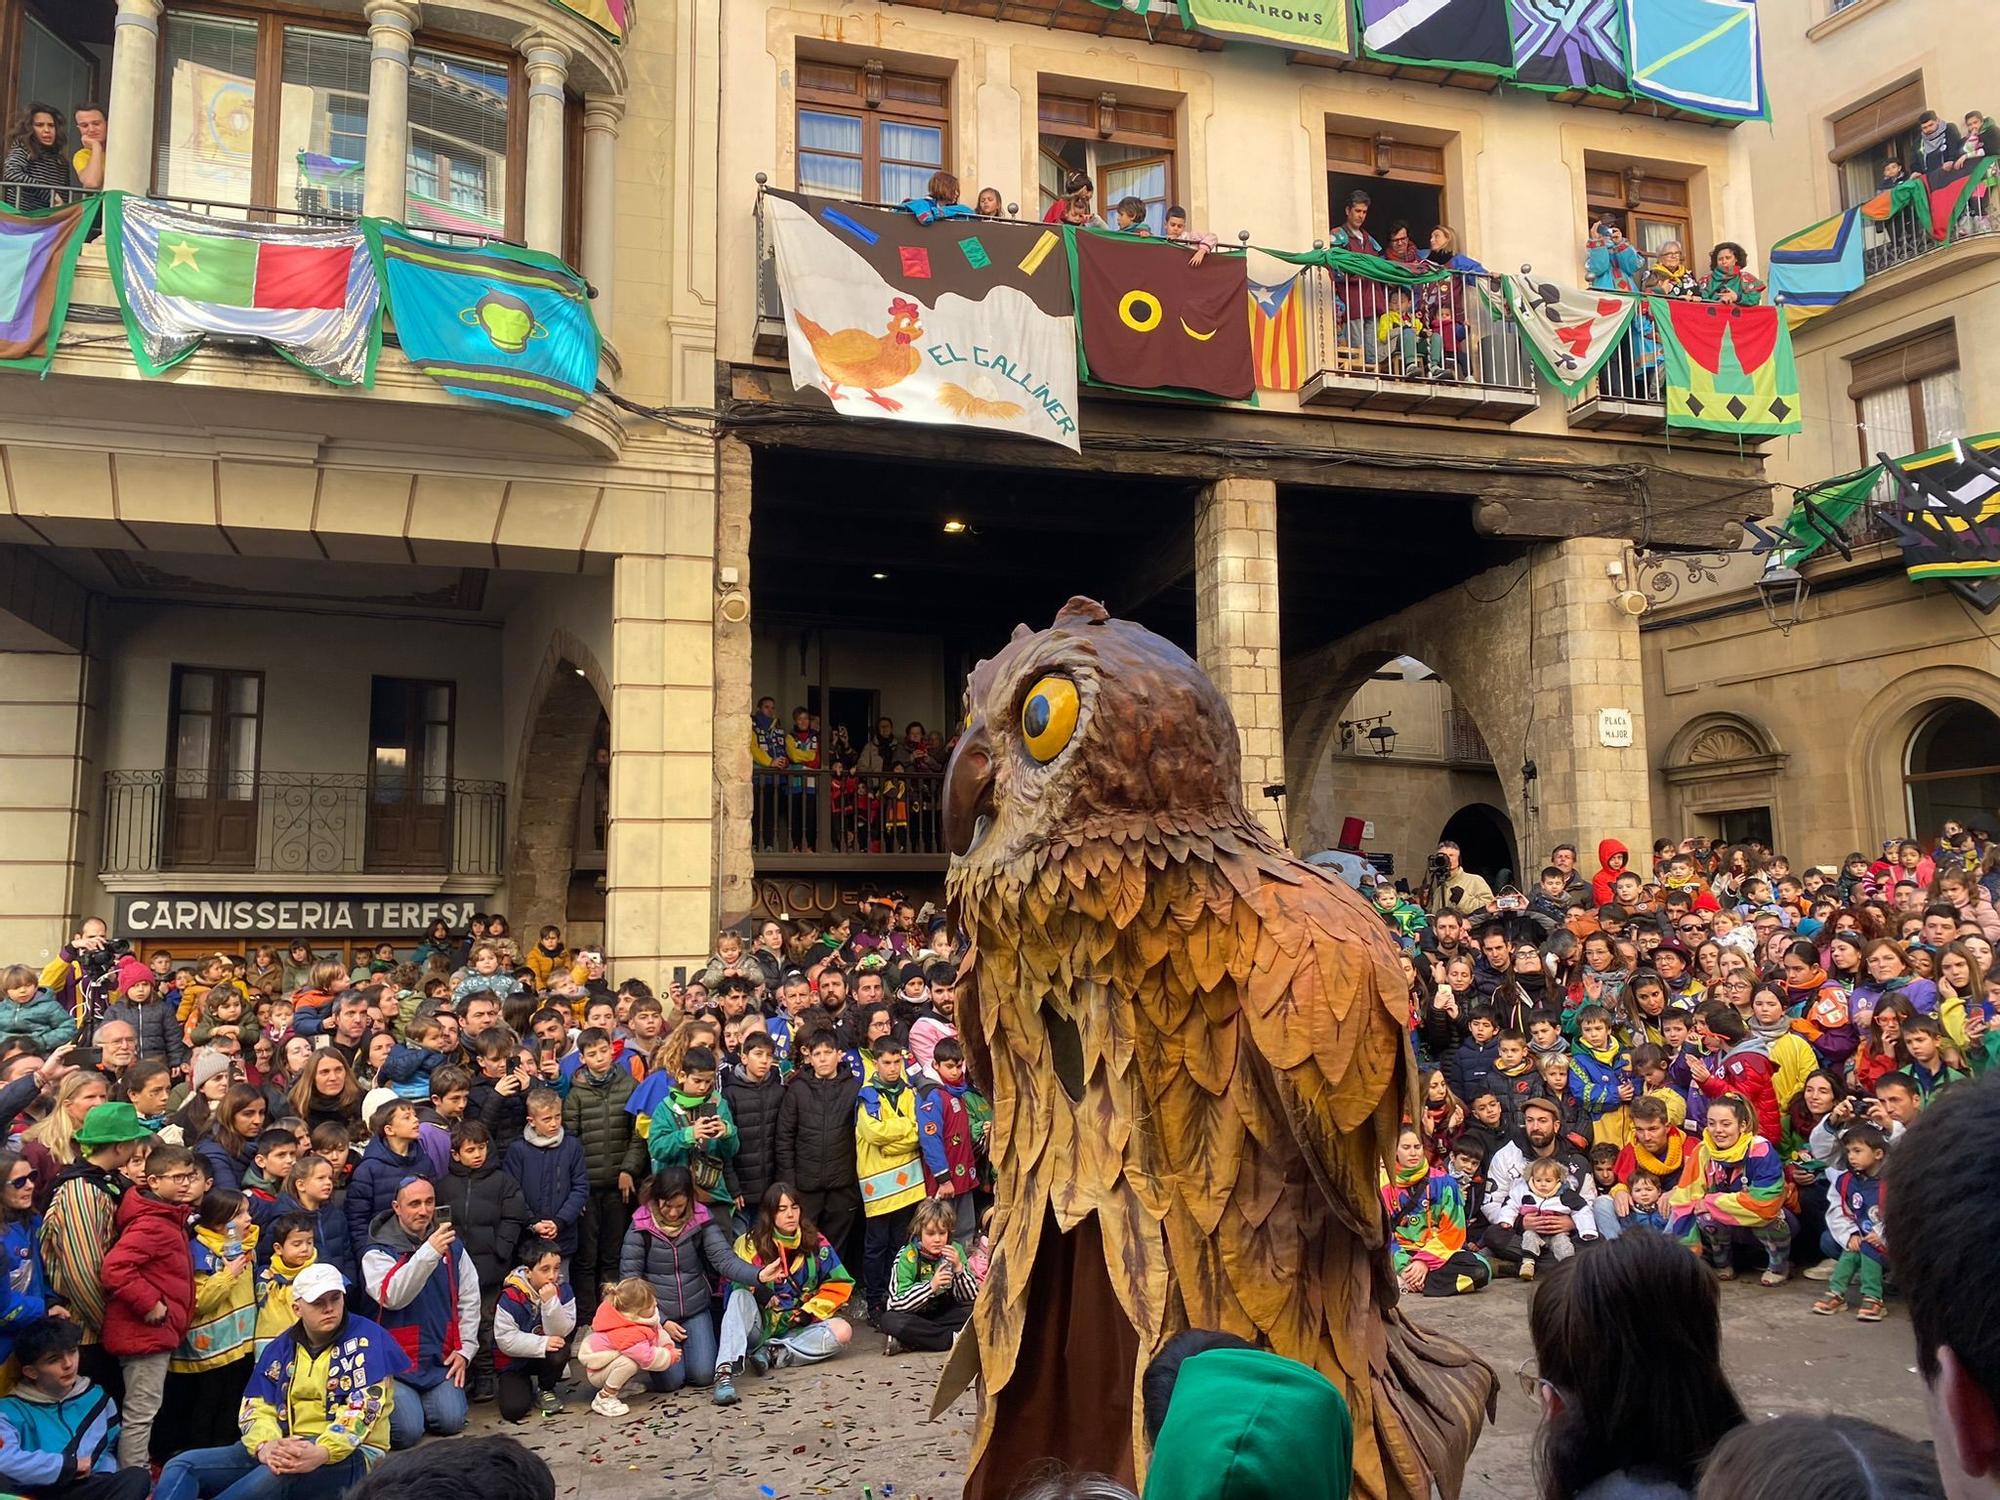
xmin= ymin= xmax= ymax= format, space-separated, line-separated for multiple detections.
xmin=100 ymin=1189 xmax=195 ymax=1356
xmin=1699 ymin=1044 xmax=1782 ymax=1146
xmin=1591 ymin=839 xmax=1630 ymax=908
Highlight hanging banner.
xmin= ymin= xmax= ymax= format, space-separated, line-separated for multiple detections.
xmin=1177 ymin=0 xmax=1351 ymax=54
xmin=103 ymin=194 xmax=380 ymax=385
xmin=1358 ymin=0 xmax=1516 ymax=75
xmin=547 ymin=0 xmax=629 ymax=40
xmin=1501 ymin=276 xmax=1637 ymax=396
xmin=1623 ymin=0 xmax=1765 ymax=120
xmin=1770 ymin=466 xmax=1879 ymax=569
xmin=763 ymin=191 xmax=1079 ymax=451
xmin=368 ymin=223 xmax=601 ymax=417
xmin=1921 ymin=157 xmax=1998 ymax=242
xmin=1247 ymin=274 xmax=1307 ymax=391
xmin=1649 ymin=298 xmax=1800 ymax=436
xmin=1508 ymin=0 xmax=1629 ymax=93
xmin=1879 ymin=434 xmax=2000 ymax=611
xmin=0 ymin=198 xmax=100 ymax=374
xmin=1072 ymin=229 xmax=1256 ymax=402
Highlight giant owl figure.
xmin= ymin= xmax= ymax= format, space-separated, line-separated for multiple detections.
xmin=935 ymin=597 xmax=1495 ymax=1500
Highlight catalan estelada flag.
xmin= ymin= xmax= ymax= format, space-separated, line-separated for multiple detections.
xmin=103 ymin=193 xmax=380 ymax=384
xmin=1247 ymin=275 xmax=1304 ymax=391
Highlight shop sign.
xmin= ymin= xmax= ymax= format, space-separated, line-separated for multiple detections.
xmin=113 ymin=895 xmax=479 ymax=939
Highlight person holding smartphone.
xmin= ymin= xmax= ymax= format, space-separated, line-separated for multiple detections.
xmin=361 ymin=1177 xmax=479 ymax=1447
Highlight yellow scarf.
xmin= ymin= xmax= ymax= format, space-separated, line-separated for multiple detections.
xmin=1701 ymin=1128 xmax=1752 ymax=1165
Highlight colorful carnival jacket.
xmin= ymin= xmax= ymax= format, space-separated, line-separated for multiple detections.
xmin=1670 ymin=1130 xmax=1786 ymax=1246
xmin=1380 ymin=1163 xmax=1476 ymax=1273
xmin=730 ymin=1228 xmax=854 ymax=1342
xmin=239 ymin=1311 xmax=409 ymax=1461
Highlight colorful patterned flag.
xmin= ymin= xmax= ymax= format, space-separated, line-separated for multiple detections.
xmin=763 ymin=191 xmax=1079 ymax=450
xmin=1509 ymin=0 xmax=1628 ymax=93
xmin=1920 ymin=157 xmax=1998 ymax=242
xmin=1179 ymin=0 xmax=1350 ymax=54
xmin=104 ymin=194 xmax=380 ymax=384
xmin=367 ymin=223 xmax=600 ymax=417
xmin=1247 ymin=275 xmax=1305 ymax=392
xmin=1878 ymin=434 xmax=2000 ymax=610
xmin=1649 ymin=298 xmax=1800 ymax=436
xmin=0 ymin=199 xmax=99 ymax=374
xmin=1501 ymin=275 xmax=1637 ymax=395
xmin=1073 ymin=229 xmax=1256 ymax=401
xmin=1769 ymin=177 xmax=1929 ymax=325
xmin=1360 ymin=0 xmax=1514 ymax=72
xmin=1624 ymin=0 xmax=1764 ymax=120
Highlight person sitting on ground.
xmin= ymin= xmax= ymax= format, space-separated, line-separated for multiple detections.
xmin=878 ymin=1196 xmax=977 ymax=1355
xmin=344 ymin=1435 xmax=556 ymax=1500
xmin=359 ymin=1176 xmax=479 ymax=1448
xmin=1382 ymin=1125 xmax=1489 ymax=1296
xmin=0 ymin=1317 xmax=147 ymax=1500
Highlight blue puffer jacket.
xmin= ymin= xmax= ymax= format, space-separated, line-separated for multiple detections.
xmin=501 ymin=1130 xmax=589 ymax=1257
xmin=0 ymin=990 xmax=74 ymax=1050
xmin=194 ymin=1134 xmax=256 ymax=1195
xmin=100 ymin=996 xmax=188 ymax=1068
xmin=345 ymin=1135 xmax=435 ymax=1256
xmin=0 ymin=1216 xmax=50 ymax=1366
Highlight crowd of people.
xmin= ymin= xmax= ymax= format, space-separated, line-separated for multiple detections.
xmin=749 ymin=698 xmax=954 ymax=852
xmin=1367 ymin=824 xmax=1999 ymax=1308
xmin=0 ymin=900 xmax=987 ymax=1497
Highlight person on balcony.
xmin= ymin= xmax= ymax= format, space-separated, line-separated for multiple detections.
xmin=1422 ymin=226 xmax=1489 ymax=380
xmin=1585 ymin=217 xmax=1652 ymax=398
xmin=974 ymin=187 xmax=1004 ymax=217
xmin=2 ymin=105 xmax=70 ymax=211
xmin=1164 ymin=206 xmax=1215 ymax=266
xmin=70 ymin=103 xmax=104 ymax=194
xmin=1042 ymin=171 xmax=1101 ymax=226
xmin=1916 ymin=109 xmax=1963 ymax=177
xmin=1701 ymin=243 xmax=1766 ymax=306
xmin=1643 ymin=240 xmax=1700 ymax=299
xmin=1329 ymin=190 xmax=1384 ymax=364
xmin=901 ymin=171 xmax=974 ymax=226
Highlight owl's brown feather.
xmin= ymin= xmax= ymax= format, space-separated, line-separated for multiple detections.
xmin=945 ymin=601 xmax=1495 ymax=1500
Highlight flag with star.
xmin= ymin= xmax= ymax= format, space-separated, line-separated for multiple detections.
xmin=103 ymin=192 xmax=381 ymax=384
xmin=1647 ymin=297 xmax=1800 ymax=436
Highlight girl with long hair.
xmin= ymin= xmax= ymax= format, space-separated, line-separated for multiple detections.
xmin=195 ymin=1083 xmax=269 ymax=1192
xmin=288 ymin=1049 xmax=364 ymax=1132
xmin=616 ymin=1166 xmax=762 ymax=1398
xmin=20 ymin=1070 xmax=109 ymax=1212
xmin=711 ymin=1180 xmax=854 ymax=1398
xmin=272 ymin=1152 xmax=355 ymax=1286
xmin=1 ymin=104 xmax=66 ymax=210
xmin=158 ymin=1187 xmax=258 ymax=1454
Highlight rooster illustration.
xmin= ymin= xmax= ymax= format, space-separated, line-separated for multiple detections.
xmin=793 ymin=297 xmax=925 ymax=411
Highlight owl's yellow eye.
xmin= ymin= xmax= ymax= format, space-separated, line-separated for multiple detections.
xmin=1020 ymin=676 xmax=1079 ymax=763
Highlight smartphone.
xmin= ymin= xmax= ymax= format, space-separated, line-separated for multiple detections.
xmin=67 ymin=1046 xmax=102 ymax=1068
xmin=673 ymin=965 xmax=688 ymax=986
xmin=434 ymin=1205 xmax=453 ymax=1229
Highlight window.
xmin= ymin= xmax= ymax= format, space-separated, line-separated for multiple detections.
xmin=1851 ymin=325 xmax=1961 ymax=466
xmin=163 ymin=665 xmax=262 ymax=870
xmin=11 ymin=8 xmax=101 ymax=129
xmin=407 ymin=47 xmax=516 ymax=239
xmin=1039 ymin=91 xmax=1176 ymax=234
xmin=796 ymin=59 xmax=948 ymax=203
xmin=1586 ymin=166 xmax=1691 ymax=256
xmin=283 ymin=28 xmax=371 ymax=220
xmin=1327 ymin=131 xmax=1444 ymax=244
xmin=1831 ymin=80 xmax=1925 ymax=207
xmin=156 ymin=11 xmax=260 ymax=211
xmin=1905 ymin=702 xmax=2000 ymax=839
xmin=366 ymin=677 xmax=456 ymax=871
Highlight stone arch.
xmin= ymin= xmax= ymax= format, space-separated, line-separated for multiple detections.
xmin=1658 ymin=711 xmax=1789 ymax=851
xmin=1846 ymin=664 xmax=2000 ymax=845
xmin=1440 ymin=801 xmax=1518 ymax=887
xmin=507 ymin=629 xmax=612 ymax=940
xmin=1664 ymin=711 xmax=1782 ymax=767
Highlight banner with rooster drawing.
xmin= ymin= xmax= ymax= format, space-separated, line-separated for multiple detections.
xmin=763 ymin=191 xmax=1080 ymax=452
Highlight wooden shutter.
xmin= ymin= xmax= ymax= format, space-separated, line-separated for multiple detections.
xmin=1831 ymin=79 xmax=1926 ymax=162
xmin=1327 ymin=131 xmax=1445 ymax=183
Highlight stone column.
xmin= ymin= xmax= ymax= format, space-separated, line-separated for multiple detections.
xmin=605 ymin=536 xmax=717 ymax=979
xmin=712 ymin=438 xmax=755 ymax=921
xmin=0 ymin=652 xmax=92 ymax=967
xmin=1526 ymin=534 xmax=1651 ymax=865
xmin=1194 ymin=477 xmax=1285 ymax=839
xmin=520 ymin=37 xmax=571 ymax=254
xmin=361 ymin=0 xmax=419 ymax=221
xmin=103 ymin=0 xmax=164 ymax=195
xmin=580 ymin=97 xmax=621 ymax=328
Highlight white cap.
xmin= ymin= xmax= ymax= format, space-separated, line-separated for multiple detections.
xmin=361 ymin=1087 xmax=402 ymax=1125
xmin=293 ymin=1264 xmax=347 ymax=1304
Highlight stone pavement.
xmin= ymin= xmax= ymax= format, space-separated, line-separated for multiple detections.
xmin=464 ymin=1277 xmax=1929 ymax=1500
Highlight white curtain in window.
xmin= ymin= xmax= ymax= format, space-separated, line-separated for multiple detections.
xmin=798 ymin=109 xmax=863 ymax=198
xmin=157 ymin=14 xmax=260 ymax=212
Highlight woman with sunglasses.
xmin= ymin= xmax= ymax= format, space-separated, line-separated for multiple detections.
xmin=1525 ymin=1222 xmax=1746 ymax=1500
xmin=0 ymin=1147 xmax=55 ymax=1375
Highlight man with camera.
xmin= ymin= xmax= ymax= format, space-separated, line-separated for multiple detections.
xmin=40 ymin=918 xmax=127 ymax=1041
xmin=1425 ymin=841 xmax=1496 ymax=918
xmin=361 ymin=1176 xmax=479 ymax=1449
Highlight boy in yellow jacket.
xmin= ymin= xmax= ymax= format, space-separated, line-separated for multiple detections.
xmin=854 ymin=1035 xmax=923 ymax=1325
xmin=255 ymin=1213 xmax=321 ymax=1356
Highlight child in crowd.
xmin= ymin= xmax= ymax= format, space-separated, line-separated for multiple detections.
xmin=1569 ymin=1005 xmax=1635 ymax=1146
xmin=0 ymin=965 xmax=73 ymax=1051
xmin=524 ymin=926 xmax=572 ymax=993
xmin=914 ymin=1039 xmax=982 ymax=1235
xmin=254 ymin=1212 xmax=319 ymax=1355
xmin=724 ymin=1031 xmax=785 ymax=1231
xmin=879 ymin=1197 xmax=978 ymax=1354
xmin=1509 ymin=1156 xmax=1596 ymax=1278
xmin=647 ymin=1046 xmax=739 ymax=1211
xmin=438 ymin=1118 xmax=529 ymax=1403
xmin=0 ymin=1318 xmax=143 ymax=1500
xmin=345 ymin=1096 xmax=434 ymax=1253
xmin=378 ymin=1014 xmax=452 ymax=1103
xmin=563 ymin=1027 xmax=645 ymax=1315
xmin=1488 ymin=1031 xmax=1538 ymax=1134
xmin=503 ymin=1088 xmax=588 ymax=1279
xmin=1814 ymin=1122 xmax=1889 ymax=1321
xmin=103 ymin=958 xmax=188 ymax=1068
xmin=576 ymin=1278 xmax=677 ymax=1417
xmin=1900 ymin=1016 xmax=1967 ymax=1099
xmin=100 ymin=1143 xmax=201 ymax=1467
xmin=493 ymin=1245 xmax=576 ymax=1421
xmin=162 ymin=1189 xmax=258 ymax=1453
xmin=1623 ymin=1171 xmax=1670 ymax=1233
xmin=855 ymin=1035 xmax=924 ymax=1324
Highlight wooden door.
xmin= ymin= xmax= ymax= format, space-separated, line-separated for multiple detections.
xmin=365 ymin=677 xmax=454 ymax=871
xmin=164 ymin=666 xmax=262 ymax=869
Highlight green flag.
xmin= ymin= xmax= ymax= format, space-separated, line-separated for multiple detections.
xmin=155 ymin=230 xmax=259 ymax=306
xmin=1177 ymin=0 xmax=1350 ymax=54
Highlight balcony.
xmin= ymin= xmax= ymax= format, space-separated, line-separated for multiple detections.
xmin=1295 ymin=265 xmax=1538 ymax=421
xmin=100 ymin=770 xmax=505 ymax=886
xmin=752 ymin=768 xmax=949 ymax=871
xmin=1443 ymin=706 xmax=1494 ymax=766
xmin=1565 ymin=331 xmax=1666 ymax=432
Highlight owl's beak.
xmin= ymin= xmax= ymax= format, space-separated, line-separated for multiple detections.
xmin=943 ymin=722 xmax=995 ymax=858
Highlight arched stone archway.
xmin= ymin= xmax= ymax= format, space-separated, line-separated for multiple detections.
xmin=508 ymin=629 xmax=612 ymax=941
xmin=1660 ymin=711 xmax=1789 ymax=850
xmin=1440 ymin=801 xmax=1518 ymax=887
xmin=1845 ymin=664 xmax=2000 ymax=849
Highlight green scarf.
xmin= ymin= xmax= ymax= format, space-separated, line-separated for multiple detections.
xmin=670 ymin=1087 xmax=713 ymax=1112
